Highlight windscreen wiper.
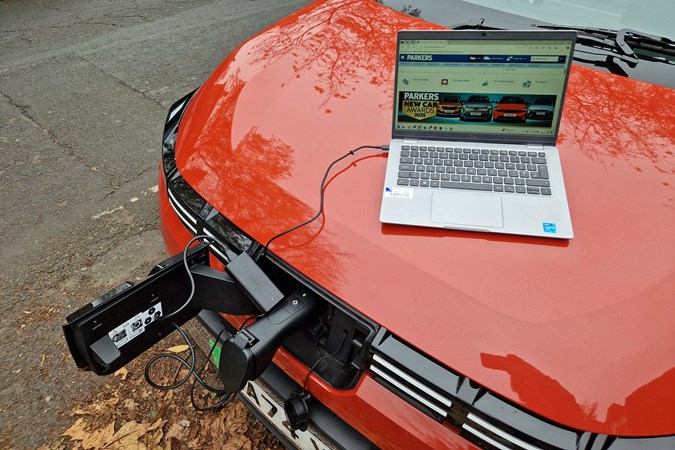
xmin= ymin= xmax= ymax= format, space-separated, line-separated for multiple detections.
xmin=534 ymin=25 xmax=675 ymax=66
xmin=454 ymin=20 xmax=674 ymax=78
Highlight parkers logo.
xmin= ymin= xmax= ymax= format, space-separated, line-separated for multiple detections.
xmin=406 ymin=54 xmax=433 ymax=61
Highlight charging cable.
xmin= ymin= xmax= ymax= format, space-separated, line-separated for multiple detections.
xmin=146 ymin=234 xmax=238 ymax=410
xmin=263 ymin=144 xmax=389 ymax=256
xmin=144 ymin=322 xmax=234 ymax=411
xmin=159 ymin=234 xmax=234 ymax=322
xmin=283 ymin=332 xmax=348 ymax=431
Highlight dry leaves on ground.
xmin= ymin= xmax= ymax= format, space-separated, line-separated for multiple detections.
xmin=61 ymin=417 xmax=165 ymax=450
xmin=41 ymin=333 xmax=283 ymax=450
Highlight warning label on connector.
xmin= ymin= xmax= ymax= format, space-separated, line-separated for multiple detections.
xmin=108 ymin=303 xmax=163 ymax=348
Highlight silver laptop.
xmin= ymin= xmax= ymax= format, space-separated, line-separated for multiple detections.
xmin=380 ymin=30 xmax=576 ymax=239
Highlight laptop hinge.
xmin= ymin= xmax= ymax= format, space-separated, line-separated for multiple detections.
xmin=526 ymin=144 xmax=545 ymax=150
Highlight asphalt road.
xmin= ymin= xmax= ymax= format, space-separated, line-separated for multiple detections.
xmin=0 ymin=0 xmax=310 ymax=447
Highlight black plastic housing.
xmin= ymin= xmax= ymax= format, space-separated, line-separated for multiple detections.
xmin=62 ymin=243 xmax=264 ymax=375
xmin=219 ymin=290 xmax=317 ymax=393
xmin=63 ymin=244 xmax=210 ymax=375
xmin=226 ymin=251 xmax=284 ymax=313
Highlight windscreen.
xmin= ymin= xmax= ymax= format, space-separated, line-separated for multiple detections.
xmin=394 ymin=38 xmax=574 ymax=139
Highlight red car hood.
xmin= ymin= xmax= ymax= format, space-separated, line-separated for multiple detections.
xmin=176 ymin=0 xmax=675 ymax=437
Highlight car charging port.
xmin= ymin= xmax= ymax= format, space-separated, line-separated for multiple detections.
xmin=253 ymin=255 xmax=374 ymax=390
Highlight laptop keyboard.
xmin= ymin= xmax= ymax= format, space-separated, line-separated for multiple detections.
xmin=396 ymin=145 xmax=551 ymax=195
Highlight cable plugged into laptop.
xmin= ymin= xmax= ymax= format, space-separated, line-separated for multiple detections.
xmin=263 ymin=144 xmax=389 ymax=256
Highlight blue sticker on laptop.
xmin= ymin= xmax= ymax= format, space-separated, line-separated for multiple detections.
xmin=543 ymin=223 xmax=557 ymax=233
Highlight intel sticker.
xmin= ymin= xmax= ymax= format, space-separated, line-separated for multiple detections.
xmin=543 ymin=223 xmax=557 ymax=233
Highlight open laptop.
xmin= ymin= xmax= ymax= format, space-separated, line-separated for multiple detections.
xmin=380 ymin=30 xmax=576 ymax=239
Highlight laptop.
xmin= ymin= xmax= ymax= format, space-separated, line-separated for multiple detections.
xmin=380 ymin=30 xmax=576 ymax=239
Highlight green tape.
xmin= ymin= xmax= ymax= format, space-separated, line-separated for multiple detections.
xmin=208 ymin=338 xmax=222 ymax=368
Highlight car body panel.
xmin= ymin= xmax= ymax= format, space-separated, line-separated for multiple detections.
xmin=172 ymin=0 xmax=675 ymax=437
xmin=160 ymin=178 xmax=475 ymax=450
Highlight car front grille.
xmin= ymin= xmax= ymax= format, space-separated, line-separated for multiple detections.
xmin=370 ymin=353 xmax=454 ymax=417
xmin=369 ymin=329 xmax=674 ymax=450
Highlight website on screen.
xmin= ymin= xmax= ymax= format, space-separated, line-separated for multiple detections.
xmin=394 ymin=39 xmax=573 ymax=136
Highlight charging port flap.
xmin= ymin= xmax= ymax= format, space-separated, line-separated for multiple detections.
xmin=63 ymin=244 xmax=211 ymax=375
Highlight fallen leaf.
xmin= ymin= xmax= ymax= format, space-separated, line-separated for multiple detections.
xmin=105 ymin=419 xmax=165 ymax=449
xmin=150 ymin=404 xmax=169 ymax=424
xmin=61 ymin=418 xmax=89 ymax=441
xmin=165 ymin=423 xmax=187 ymax=442
xmin=98 ymin=396 xmax=121 ymax=411
xmin=147 ymin=427 xmax=164 ymax=449
xmin=84 ymin=421 xmax=116 ymax=449
xmin=166 ymin=345 xmax=189 ymax=354
xmin=63 ymin=419 xmax=116 ymax=450
xmin=114 ymin=367 xmax=129 ymax=380
xmin=39 ymin=436 xmax=68 ymax=450
xmin=223 ymin=434 xmax=252 ymax=450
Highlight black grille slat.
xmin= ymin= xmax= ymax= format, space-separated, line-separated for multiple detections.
xmin=370 ymin=354 xmax=452 ymax=420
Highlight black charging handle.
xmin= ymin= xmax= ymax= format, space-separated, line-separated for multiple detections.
xmin=218 ymin=290 xmax=317 ymax=393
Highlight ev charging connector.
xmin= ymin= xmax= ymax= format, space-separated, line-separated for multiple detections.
xmin=218 ymin=290 xmax=317 ymax=393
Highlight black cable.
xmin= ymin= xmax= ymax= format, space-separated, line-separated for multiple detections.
xmin=144 ymin=321 xmax=221 ymax=392
xmin=191 ymin=385 xmax=234 ymax=412
xmin=313 ymin=327 xmax=327 ymax=356
xmin=190 ymin=326 xmax=235 ymax=411
xmin=146 ymin=143 xmax=389 ymax=407
xmin=144 ymin=322 xmax=236 ymax=412
xmin=144 ymin=230 xmax=257 ymax=411
xmin=146 ymin=232 xmax=237 ymax=406
xmin=159 ymin=234 xmax=233 ymax=322
xmin=301 ymin=332 xmax=348 ymax=391
xmin=238 ymin=313 xmax=265 ymax=331
xmin=262 ymin=144 xmax=389 ymax=257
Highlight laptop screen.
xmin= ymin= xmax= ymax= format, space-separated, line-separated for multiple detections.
xmin=393 ymin=36 xmax=575 ymax=140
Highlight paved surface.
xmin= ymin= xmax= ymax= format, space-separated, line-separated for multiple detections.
xmin=0 ymin=0 xmax=310 ymax=447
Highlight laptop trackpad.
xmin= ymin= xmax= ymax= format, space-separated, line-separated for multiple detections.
xmin=431 ymin=192 xmax=504 ymax=228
